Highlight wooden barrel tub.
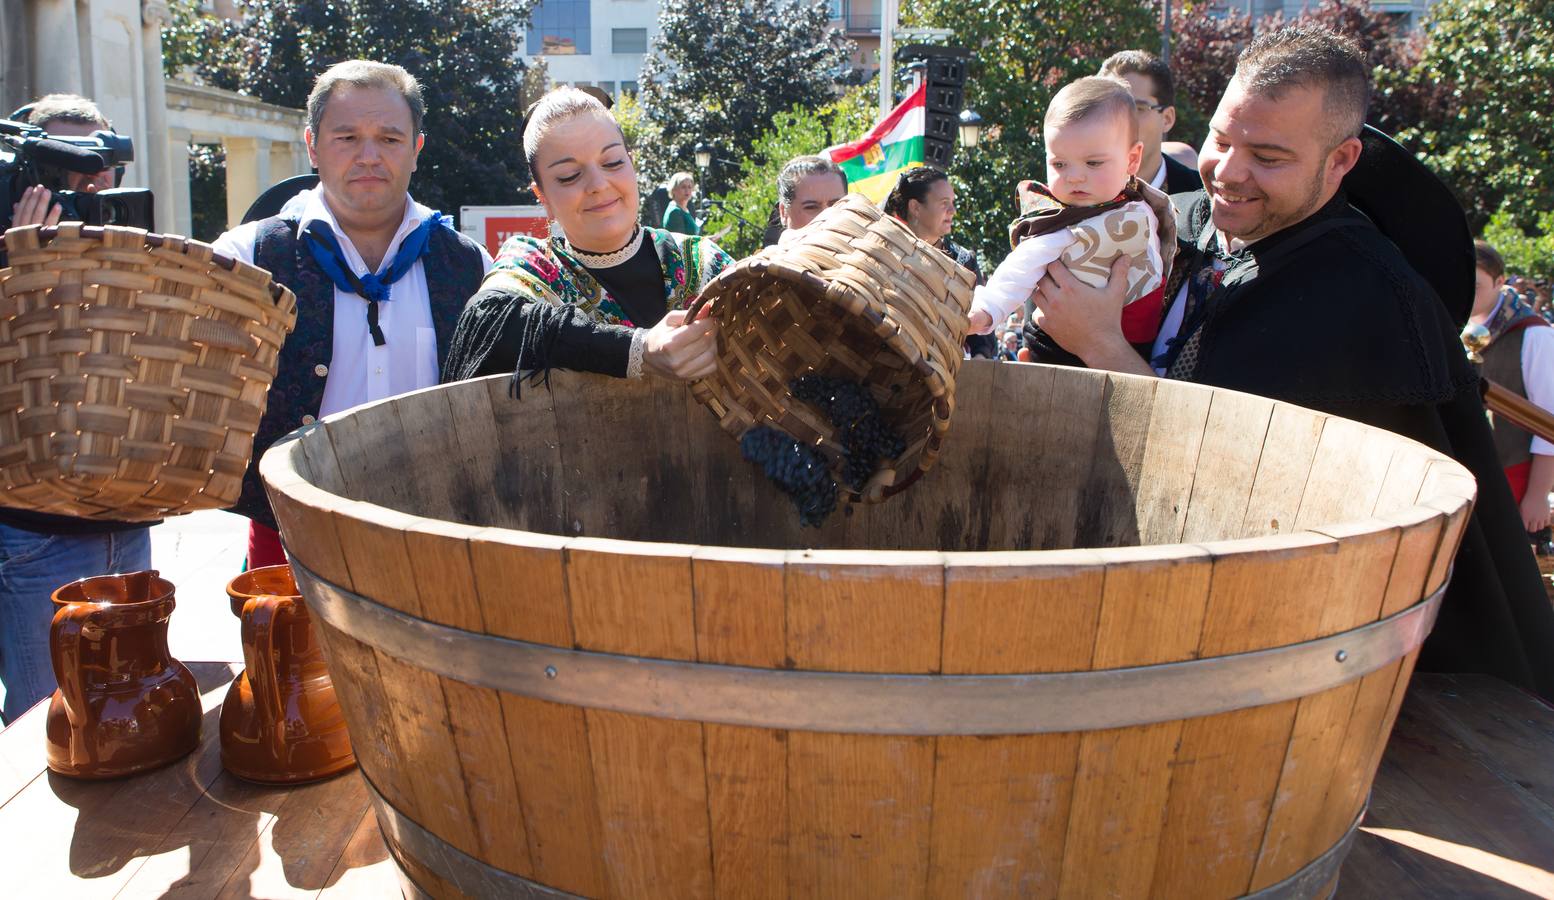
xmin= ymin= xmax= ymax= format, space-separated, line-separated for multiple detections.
xmin=260 ymin=362 xmax=1473 ymax=899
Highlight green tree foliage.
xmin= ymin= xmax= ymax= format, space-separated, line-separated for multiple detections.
xmin=162 ymin=0 xmax=538 ymax=216
xmin=698 ymin=83 xmax=878 ymax=258
xmin=1399 ymin=0 xmax=1554 ymax=232
xmin=902 ymin=0 xmax=1160 ymax=262
xmin=1484 ymin=207 xmax=1554 ymax=283
xmin=637 ymin=0 xmax=853 ymax=195
xmin=613 ymin=89 xmax=667 ymax=193
xmin=187 ymin=143 xmax=229 ymax=242
xmin=162 ymin=0 xmax=249 ymax=90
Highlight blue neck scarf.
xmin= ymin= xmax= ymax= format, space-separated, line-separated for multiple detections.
xmin=302 ymin=210 xmax=447 ymax=346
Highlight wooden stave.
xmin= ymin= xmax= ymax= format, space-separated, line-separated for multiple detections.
xmin=261 ymin=365 xmax=1475 ymax=898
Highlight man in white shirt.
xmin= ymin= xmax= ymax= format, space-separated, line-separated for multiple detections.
xmin=212 ymin=60 xmax=491 ymax=567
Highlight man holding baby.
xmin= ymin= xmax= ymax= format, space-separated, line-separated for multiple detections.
xmin=1029 ymin=25 xmax=1554 ymax=700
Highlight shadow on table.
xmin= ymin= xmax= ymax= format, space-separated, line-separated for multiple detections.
xmin=47 ymin=661 xmax=380 ymax=893
xmin=50 ymin=698 xmax=237 ymax=882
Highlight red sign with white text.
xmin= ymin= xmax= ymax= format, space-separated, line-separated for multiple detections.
xmin=460 ymin=206 xmax=549 ymax=257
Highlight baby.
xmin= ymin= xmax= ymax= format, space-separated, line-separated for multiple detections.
xmin=968 ymin=77 xmax=1170 ymax=344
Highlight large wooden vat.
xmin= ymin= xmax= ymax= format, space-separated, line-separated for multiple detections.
xmin=261 ymin=362 xmax=1473 ymax=899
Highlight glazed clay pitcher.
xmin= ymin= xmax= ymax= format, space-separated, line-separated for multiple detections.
xmin=220 ymin=564 xmax=355 ymax=784
xmin=46 ymin=571 xmax=201 ymax=779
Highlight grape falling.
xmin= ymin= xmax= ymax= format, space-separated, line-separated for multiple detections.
xmin=739 ymin=374 xmax=906 ymax=527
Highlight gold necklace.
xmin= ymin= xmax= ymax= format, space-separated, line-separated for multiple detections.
xmin=570 ymin=227 xmax=645 ymax=269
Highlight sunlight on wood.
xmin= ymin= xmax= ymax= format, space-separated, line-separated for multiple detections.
xmin=1363 ymin=827 xmax=1554 ymax=898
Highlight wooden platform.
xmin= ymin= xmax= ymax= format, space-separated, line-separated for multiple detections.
xmin=2 ymin=664 xmax=1551 ymax=898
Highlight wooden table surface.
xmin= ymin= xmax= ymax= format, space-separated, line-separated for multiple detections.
xmin=4 ymin=666 xmax=1552 ymax=898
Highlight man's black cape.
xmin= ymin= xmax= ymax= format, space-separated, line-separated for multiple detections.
xmin=1165 ymin=190 xmax=1554 ymax=698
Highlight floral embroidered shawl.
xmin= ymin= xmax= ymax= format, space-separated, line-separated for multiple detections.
xmin=479 ymin=227 xmax=733 ymax=327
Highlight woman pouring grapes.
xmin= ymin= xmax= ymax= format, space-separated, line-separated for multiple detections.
xmin=442 ymin=88 xmax=734 ymax=384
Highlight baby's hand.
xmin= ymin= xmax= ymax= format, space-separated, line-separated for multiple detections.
xmin=968 ymin=308 xmax=994 ymax=334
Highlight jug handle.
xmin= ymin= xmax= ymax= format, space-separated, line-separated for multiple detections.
xmin=241 ymin=596 xmax=288 ymax=753
xmin=50 ymin=603 xmax=94 ymax=741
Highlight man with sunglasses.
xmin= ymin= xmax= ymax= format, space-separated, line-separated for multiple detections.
xmin=1099 ymin=51 xmax=1202 ymax=196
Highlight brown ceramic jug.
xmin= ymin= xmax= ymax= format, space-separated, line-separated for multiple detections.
xmin=46 ymin=571 xmax=202 ymax=779
xmin=220 ymin=564 xmax=355 ymax=784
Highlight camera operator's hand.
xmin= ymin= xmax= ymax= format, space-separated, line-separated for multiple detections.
xmin=11 ymin=185 xmax=64 ymax=228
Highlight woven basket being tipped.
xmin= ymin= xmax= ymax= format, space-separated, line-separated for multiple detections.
xmin=688 ymin=194 xmax=976 ymax=502
xmin=0 ymin=224 xmax=298 ymax=521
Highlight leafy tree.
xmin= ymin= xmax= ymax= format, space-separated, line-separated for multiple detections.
xmin=637 ymin=0 xmax=853 ymax=195
xmin=698 ymin=82 xmax=879 ymax=258
xmin=903 ymin=0 xmax=1160 ymax=261
xmin=187 ymin=144 xmax=228 ymax=241
xmin=1165 ymin=5 xmax=1255 ymax=148
xmin=1483 ymin=206 xmax=1554 ymax=284
xmin=612 ymin=89 xmax=666 ymax=190
xmin=162 ymin=0 xmax=249 ymax=91
xmin=1398 ymin=0 xmax=1554 ymax=231
xmin=163 ymin=0 xmax=539 ymax=217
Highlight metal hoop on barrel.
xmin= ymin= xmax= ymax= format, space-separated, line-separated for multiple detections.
xmin=293 ymin=562 xmax=1445 ymax=737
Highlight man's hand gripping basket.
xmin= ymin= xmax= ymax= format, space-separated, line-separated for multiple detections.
xmin=0 ymin=224 xmax=298 ymax=521
xmin=688 ymin=194 xmax=976 ymax=501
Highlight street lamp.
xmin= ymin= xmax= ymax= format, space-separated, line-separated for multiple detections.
xmin=694 ymin=142 xmax=713 ymax=171
xmin=957 ymin=109 xmax=983 ymax=149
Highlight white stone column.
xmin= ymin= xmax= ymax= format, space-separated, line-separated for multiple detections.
xmin=269 ymin=140 xmax=302 ymax=186
xmin=141 ymin=0 xmax=174 ymax=233
xmin=168 ymin=131 xmax=191 ymax=238
xmin=1 ymin=0 xmax=31 ymax=113
xmin=253 ymin=136 xmax=273 ymax=195
xmin=28 ymin=0 xmax=84 ymax=95
xmin=223 ymin=136 xmax=258 ymax=228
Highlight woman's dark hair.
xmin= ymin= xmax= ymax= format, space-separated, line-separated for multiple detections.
xmin=882 ymin=166 xmax=949 ymax=220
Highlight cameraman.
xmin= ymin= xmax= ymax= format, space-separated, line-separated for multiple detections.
xmin=0 ymin=92 xmax=150 ymax=724
xmin=8 ymin=93 xmax=116 ymax=228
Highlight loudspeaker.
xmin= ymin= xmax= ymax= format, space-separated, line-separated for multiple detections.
xmin=924 ymin=137 xmax=953 ymax=167
xmin=927 ymin=58 xmax=965 ymax=85
xmin=925 ymin=85 xmax=963 ymax=115
xmin=926 ymin=113 xmax=957 ymax=141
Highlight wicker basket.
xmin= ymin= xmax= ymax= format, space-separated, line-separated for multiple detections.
xmin=687 ymin=194 xmax=976 ymax=502
xmin=0 ymin=224 xmax=298 ymax=521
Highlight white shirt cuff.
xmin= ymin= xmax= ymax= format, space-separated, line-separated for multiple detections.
xmin=627 ymin=328 xmax=646 ymax=379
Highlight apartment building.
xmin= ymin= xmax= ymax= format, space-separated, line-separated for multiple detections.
xmin=520 ymin=0 xmax=661 ymax=97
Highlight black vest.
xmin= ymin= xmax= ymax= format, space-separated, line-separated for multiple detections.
xmin=232 ymin=216 xmax=484 ymax=530
xmin=1483 ymin=320 xmax=1549 ymax=471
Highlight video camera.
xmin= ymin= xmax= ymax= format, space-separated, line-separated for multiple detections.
xmin=0 ymin=118 xmax=154 ymax=232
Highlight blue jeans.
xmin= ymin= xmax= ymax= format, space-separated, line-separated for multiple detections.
xmin=0 ymin=524 xmax=152 ymax=723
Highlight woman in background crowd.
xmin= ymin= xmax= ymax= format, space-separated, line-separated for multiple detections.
xmin=661 ymin=171 xmax=701 ymax=235
xmin=883 ymin=167 xmax=993 ymax=358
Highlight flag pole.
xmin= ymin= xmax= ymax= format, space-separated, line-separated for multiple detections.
xmin=879 ymin=0 xmax=898 ymax=119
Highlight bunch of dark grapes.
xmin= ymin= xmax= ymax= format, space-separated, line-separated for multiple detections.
xmin=740 ymin=426 xmax=838 ymax=527
xmin=791 ymin=375 xmax=906 ymax=491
